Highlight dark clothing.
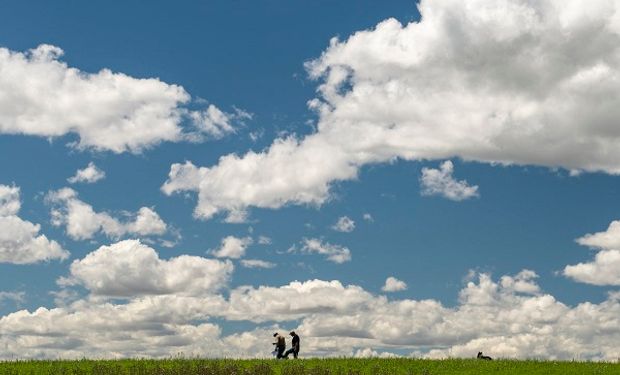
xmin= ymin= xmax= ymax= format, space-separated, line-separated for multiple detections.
xmin=276 ymin=345 xmax=286 ymax=359
xmin=273 ymin=334 xmax=286 ymax=359
xmin=284 ymin=334 xmax=300 ymax=358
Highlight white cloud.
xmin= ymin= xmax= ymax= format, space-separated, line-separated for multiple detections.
xmin=382 ymin=277 xmax=407 ymax=292
xmin=5 ymin=271 xmax=620 ymax=359
xmin=292 ymin=238 xmax=352 ymax=264
xmin=210 ymin=236 xmax=253 ymax=259
xmin=575 ymin=220 xmax=620 ymax=250
xmin=67 ymin=162 xmax=105 ymax=184
xmin=189 ymin=105 xmax=251 ymax=141
xmin=500 ymin=270 xmax=541 ymax=294
xmin=564 ymin=221 xmax=620 ymax=285
xmin=0 ymin=291 xmax=25 ymax=305
xmin=257 ymin=236 xmax=272 ymax=245
xmin=0 ymin=184 xmax=69 ymax=264
xmin=0 ymin=44 xmax=242 ymax=153
xmin=46 ymin=188 xmax=167 ymax=240
xmin=332 ymin=216 xmax=355 ymax=232
xmin=0 ymin=185 xmax=20 ymax=216
xmin=353 ymin=348 xmax=399 ymax=358
xmin=420 ymin=161 xmax=479 ymax=201
xmin=240 ymin=259 xmax=276 ymax=269
xmin=61 ymin=239 xmax=233 ymax=298
xmin=163 ymin=0 xmax=620 ymax=219
xmin=362 ymin=213 xmax=373 ymax=222
xmin=564 ymin=250 xmax=620 ymax=286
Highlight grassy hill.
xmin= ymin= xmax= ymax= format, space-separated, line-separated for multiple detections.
xmin=0 ymin=358 xmax=618 ymax=374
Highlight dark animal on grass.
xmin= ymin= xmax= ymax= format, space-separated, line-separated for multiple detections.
xmin=477 ymin=352 xmax=492 ymax=360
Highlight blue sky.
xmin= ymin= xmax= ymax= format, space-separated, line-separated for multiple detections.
xmin=1 ymin=0 xmax=620 ymax=360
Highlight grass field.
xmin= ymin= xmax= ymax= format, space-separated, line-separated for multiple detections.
xmin=0 ymin=358 xmax=618 ymax=375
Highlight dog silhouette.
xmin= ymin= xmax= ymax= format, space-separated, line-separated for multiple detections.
xmin=477 ymin=351 xmax=492 ymax=360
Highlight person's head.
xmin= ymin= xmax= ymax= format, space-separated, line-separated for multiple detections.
xmin=290 ymin=331 xmax=296 ymax=336
xmin=273 ymin=332 xmax=279 ymax=337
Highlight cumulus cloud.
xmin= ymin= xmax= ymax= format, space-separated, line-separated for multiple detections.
xmin=0 ymin=185 xmax=69 ymax=264
xmin=420 ymin=161 xmax=479 ymax=201
xmin=210 ymin=236 xmax=253 ymax=259
xmin=240 ymin=259 xmax=276 ymax=269
xmin=291 ymin=238 xmax=351 ymax=264
xmin=332 ymin=216 xmax=355 ymax=232
xmin=60 ymin=239 xmax=233 ymax=298
xmin=163 ymin=0 xmax=620 ymax=219
xmin=0 ymin=45 xmax=242 ymax=153
xmin=46 ymin=188 xmax=167 ymax=240
xmin=382 ymin=277 xmax=407 ymax=292
xmin=575 ymin=220 xmax=620 ymax=250
xmin=67 ymin=162 xmax=105 ymax=184
xmin=564 ymin=250 xmax=620 ymax=286
xmin=6 ymin=271 xmax=620 ymax=359
xmin=564 ymin=221 xmax=620 ymax=285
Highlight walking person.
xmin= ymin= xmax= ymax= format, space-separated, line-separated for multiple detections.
xmin=283 ymin=331 xmax=300 ymax=359
xmin=272 ymin=332 xmax=286 ymax=359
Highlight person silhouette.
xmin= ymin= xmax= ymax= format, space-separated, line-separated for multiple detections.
xmin=272 ymin=332 xmax=286 ymax=359
xmin=283 ymin=331 xmax=300 ymax=359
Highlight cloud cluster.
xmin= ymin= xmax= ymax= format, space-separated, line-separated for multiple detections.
xmin=46 ymin=188 xmax=167 ymax=240
xmin=67 ymin=162 xmax=106 ymax=184
xmin=163 ymin=0 xmax=620 ymax=219
xmin=3 ymin=266 xmax=620 ymax=360
xmin=420 ymin=161 xmax=479 ymax=201
xmin=0 ymin=45 xmax=240 ymax=153
xmin=0 ymin=185 xmax=69 ymax=264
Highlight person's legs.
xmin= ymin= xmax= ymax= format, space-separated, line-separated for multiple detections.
xmin=277 ymin=346 xmax=285 ymax=359
xmin=283 ymin=348 xmax=295 ymax=358
xmin=293 ymin=349 xmax=299 ymax=359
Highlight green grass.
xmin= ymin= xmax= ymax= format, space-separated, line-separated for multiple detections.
xmin=0 ymin=358 xmax=618 ymax=375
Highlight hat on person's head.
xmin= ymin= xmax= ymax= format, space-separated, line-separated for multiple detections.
xmin=290 ymin=331 xmax=296 ymax=335
xmin=273 ymin=332 xmax=278 ymax=337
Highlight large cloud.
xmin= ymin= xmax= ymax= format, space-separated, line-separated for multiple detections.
xmin=0 ymin=185 xmax=69 ymax=264
xmin=4 ymin=271 xmax=620 ymax=359
xmin=163 ymin=0 xmax=620 ymax=219
xmin=0 ymin=45 xmax=242 ymax=153
xmin=60 ymin=239 xmax=233 ymax=298
xmin=46 ymin=188 xmax=167 ymax=240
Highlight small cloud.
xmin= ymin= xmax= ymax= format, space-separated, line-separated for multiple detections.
xmin=258 ymin=236 xmax=272 ymax=245
xmin=332 ymin=216 xmax=355 ymax=233
xmin=363 ymin=213 xmax=374 ymax=222
xmin=0 ymin=291 xmax=25 ymax=306
xmin=382 ymin=277 xmax=407 ymax=292
xmin=67 ymin=162 xmax=106 ymax=184
xmin=240 ymin=259 xmax=276 ymax=269
xmin=420 ymin=161 xmax=479 ymax=201
xmin=223 ymin=208 xmax=250 ymax=224
xmin=210 ymin=236 xmax=253 ymax=259
xmin=291 ymin=238 xmax=351 ymax=264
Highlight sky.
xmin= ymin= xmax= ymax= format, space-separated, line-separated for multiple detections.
xmin=1 ymin=0 xmax=620 ymax=360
